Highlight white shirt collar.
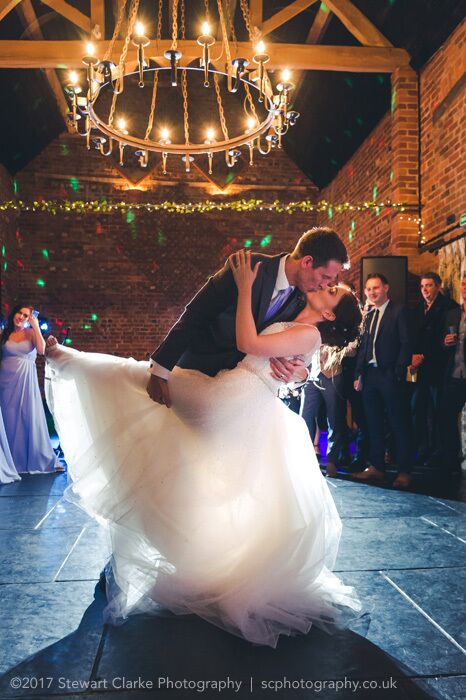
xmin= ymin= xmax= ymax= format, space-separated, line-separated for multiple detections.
xmin=376 ymin=299 xmax=390 ymax=315
xmin=276 ymin=255 xmax=293 ymax=292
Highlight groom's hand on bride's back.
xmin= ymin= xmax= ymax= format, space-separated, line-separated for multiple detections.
xmin=147 ymin=375 xmax=172 ymax=407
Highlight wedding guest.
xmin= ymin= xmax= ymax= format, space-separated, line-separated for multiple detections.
xmin=0 ymin=404 xmax=20 ymax=484
xmin=0 ymin=304 xmax=62 ymax=474
xmin=353 ymin=274 xmax=413 ymax=488
xmin=409 ymin=273 xmax=458 ymax=465
xmin=301 ymin=340 xmax=357 ymax=477
xmin=438 ymin=274 xmax=466 ymax=475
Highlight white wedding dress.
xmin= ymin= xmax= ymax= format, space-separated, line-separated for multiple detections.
xmin=45 ymin=322 xmax=361 ymax=647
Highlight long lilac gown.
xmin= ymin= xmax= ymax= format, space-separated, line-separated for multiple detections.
xmin=0 ymin=404 xmax=20 ymax=484
xmin=0 ymin=338 xmax=59 ymax=474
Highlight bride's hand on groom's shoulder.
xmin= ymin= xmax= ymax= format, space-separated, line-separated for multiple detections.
xmin=147 ymin=374 xmax=172 ymax=407
xmin=45 ymin=335 xmax=59 ymax=353
xmin=228 ymin=250 xmax=261 ymax=291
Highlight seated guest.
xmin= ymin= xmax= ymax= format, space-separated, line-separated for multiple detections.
xmin=438 ymin=274 xmax=466 ymax=475
xmin=353 ymin=274 xmax=413 ymax=488
xmin=409 ymin=273 xmax=458 ymax=464
xmin=0 ymin=304 xmax=62 ymax=474
xmin=301 ymin=341 xmax=357 ymax=477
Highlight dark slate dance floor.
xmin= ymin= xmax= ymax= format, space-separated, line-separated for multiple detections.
xmin=1 ymin=470 xmax=465 ymax=700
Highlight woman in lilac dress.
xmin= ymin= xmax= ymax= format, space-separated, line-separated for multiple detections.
xmin=0 ymin=404 xmax=19 ymax=484
xmin=0 ymin=304 xmax=61 ymax=474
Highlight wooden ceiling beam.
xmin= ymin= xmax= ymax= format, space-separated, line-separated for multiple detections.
xmin=16 ymin=0 xmax=72 ymax=131
xmin=306 ymin=2 xmax=332 ymax=44
xmin=0 ymin=39 xmax=410 ymax=72
xmin=90 ymin=0 xmax=105 ymax=39
xmin=262 ymin=0 xmax=318 ymax=37
xmin=0 ymin=0 xmax=21 ymax=23
xmin=324 ymin=0 xmax=392 ymax=48
xmin=40 ymin=0 xmax=91 ymax=33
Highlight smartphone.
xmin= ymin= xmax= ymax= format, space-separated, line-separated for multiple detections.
xmin=32 ymin=310 xmax=39 ymax=318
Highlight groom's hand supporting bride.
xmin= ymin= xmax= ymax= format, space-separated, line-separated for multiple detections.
xmin=147 ymin=375 xmax=172 ymax=407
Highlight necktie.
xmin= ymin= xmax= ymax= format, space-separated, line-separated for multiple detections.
xmin=264 ymin=287 xmax=294 ymax=321
xmin=365 ymin=309 xmax=380 ymax=363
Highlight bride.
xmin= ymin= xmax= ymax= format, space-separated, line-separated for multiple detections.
xmin=45 ymin=250 xmax=362 ymax=648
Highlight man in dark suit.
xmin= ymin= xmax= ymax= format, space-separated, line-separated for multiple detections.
xmin=353 ymin=273 xmax=413 ymax=488
xmin=409 ymin=273 xmax=458 ymax=463
xmin=147 ymin=227 xmax=349 ymax=406
xmin=438 ymin=274 xmax=466 ymax=475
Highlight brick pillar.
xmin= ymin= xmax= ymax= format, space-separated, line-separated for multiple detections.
xmin=390 ymin=67 xmax=430 ymax=275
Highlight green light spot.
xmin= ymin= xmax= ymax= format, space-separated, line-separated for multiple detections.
xmin=375 ymin=206 xmax=381 ymax=216
xmin=320 ymin=2 xmax=328 ymax=12
xmin=226 ymin=173 xmax=235 ymax=184
xmin=377 ymin=75 xmax=385 ymax=85
xmin=390 ymin=169 xmax=394 ymax=181
xmin=344 ymin=78 xmax=353 ymax=88
xmin=42 ymin=249 xmax=49 ymax=259
xmin=83 ymin=324 xmax=92 ymax=330
xmin=69 ymin=177 xmax=79 ymax=192
xmin=13 ymin=180 xmax=18 ymax=194
xmin=391 ymin=88 xmax=397 ymax=113
xmin=36 ymin=278 xmax=46 ymax=287
xmin=244 ymin=240 xmax=252 ymax=248
xmin=60 ymin=143 xmax=70 ymax=156
xmin=157 ymin=230 xmax=166 ymax=245
xmin=3 ymin=261 xmax=7 ymax=271
xmin=65 ymin=338 xmax=72 ymax=345
xmin=260 ymin=235 xmax=272 ymax=248
xmin=328 ymin=206 xmax=333 ymax=220
xmin=372 ymin=185 xmax=378 ymax=201
xmin=1 ymin=245 xmax=5 ymax=257
xmin=126 ymin=210 xmax=135 ymax=224
xmin=91 ymin=313 xmax=98 ymax=321
xmin=349 ymin=231 xmax=353 ymax=242
xmin=356 ymin=117 xmax=364 ymax=127
xmin=330 ymin=159 xmax=338 ymax=166
xmin=325 ymin=136 xmax=332 ymax=144
xmin=351 ymin=220 xmax=356 ymax=231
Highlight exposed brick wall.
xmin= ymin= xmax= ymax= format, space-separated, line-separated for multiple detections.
xmin=316 ymin=18 xmax=465 ymax=298
xmin=420 ymin=19 xmax=465 ymax=242
xmin=0 ymin=164 xmax=18 ymax=315
xmin=6 ymin=137 xmax=318 ymax=359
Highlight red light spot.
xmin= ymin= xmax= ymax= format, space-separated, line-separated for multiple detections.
xmin=16 ymin=259 xmax=24 ymax=268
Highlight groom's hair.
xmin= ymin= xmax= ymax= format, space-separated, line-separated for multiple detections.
xmin=292 ymin=227 xmax=349 ymax=269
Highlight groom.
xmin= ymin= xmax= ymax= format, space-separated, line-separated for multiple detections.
xmin=147 ymin=227 xmax=349 ymax=406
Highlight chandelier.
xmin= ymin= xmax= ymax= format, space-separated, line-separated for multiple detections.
xmin=66 ymin=0 xmax=300 ymax=175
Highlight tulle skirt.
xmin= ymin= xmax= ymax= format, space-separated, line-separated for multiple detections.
xmin=46 ymin=345 xmax=361 ymax=647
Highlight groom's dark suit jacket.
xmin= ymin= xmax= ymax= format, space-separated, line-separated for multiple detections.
xmin=151 ymin=253 xmax=306 ymax=377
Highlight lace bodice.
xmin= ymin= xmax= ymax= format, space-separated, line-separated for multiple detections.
xmin=237 ymin=322 xmax=320 ymax=392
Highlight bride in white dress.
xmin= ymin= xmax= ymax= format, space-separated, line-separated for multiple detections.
xmin=45 ymin=251 xmax=363 ymax=648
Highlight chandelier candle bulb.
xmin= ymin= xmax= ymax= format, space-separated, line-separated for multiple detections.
xmin=253 ymin=42 xmax=270 ymax=103
xmin=197 ymin=22 xmax=215 ymax=87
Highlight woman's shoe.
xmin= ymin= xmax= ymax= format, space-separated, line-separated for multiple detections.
xmin=326 ymin=462 xmax=338 ymax=478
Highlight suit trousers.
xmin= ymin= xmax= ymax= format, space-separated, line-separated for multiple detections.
xmin=439 ymin=377 xmax=466 ymax=470
xmin=301 ymin=373 xmax=347 ymax=463
xmin=410 ymin=376 xmax=442 ymax=458
xmin=362 ymin=366 xmax=412 ymax=473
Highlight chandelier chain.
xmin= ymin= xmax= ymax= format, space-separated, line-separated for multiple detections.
xmin=108 ymin=0 xmax=140 ymax=126
xmin=224 ymin=0 xmax=237 ymax=42
xmin=239 ymin=0 xmax=253 ymax=41
xmin=156 ymin=0 xmax=163 ymax=41
xmin=181 ymin=70 xmax=190 ymax=145
xmin=144 ymin=71 xmax=159 ymax=141
xmin=103 ymin=0 xmax=128 ymax=62
xmin=217 ymin=0 xmax=232 ymax=70
xmin=171 ymin=0 xmax=179 ymax=50
xmin=244 ymin=82 xmax=259 ymax=123
xmin=214 ymin=72 xmax=229 ymax=141
xmin=180 ymin=0 xmax=186 ymax=39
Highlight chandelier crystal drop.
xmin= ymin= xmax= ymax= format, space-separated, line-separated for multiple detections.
xmin=66 ymin=0 xmax=301 ymax=174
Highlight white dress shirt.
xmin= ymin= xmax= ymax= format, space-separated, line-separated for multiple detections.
xmin=150 ymin=255 xmax=292 ymax=379
xmin=368 ymin=299 xmax=390 ymax=366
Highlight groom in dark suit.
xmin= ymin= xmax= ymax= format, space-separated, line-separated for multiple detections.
xmin=147 ymin=227 xmax=349 ymax=406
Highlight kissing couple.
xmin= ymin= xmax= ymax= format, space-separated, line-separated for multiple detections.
xmin=46 ymin=226 xmax=363 ymax=647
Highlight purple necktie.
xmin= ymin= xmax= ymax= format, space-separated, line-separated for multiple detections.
xmin=264 ymin=287 xmax=294 ymax=321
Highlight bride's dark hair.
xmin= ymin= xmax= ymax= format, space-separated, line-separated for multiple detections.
xmin=318 ymin=290 xmax=362 ymax=348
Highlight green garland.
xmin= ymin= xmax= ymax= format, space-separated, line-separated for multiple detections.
xmin=0 ymin=198 xmax=417 ymax=216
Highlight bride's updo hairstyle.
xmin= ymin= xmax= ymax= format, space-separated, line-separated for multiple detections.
xmin=318 ymin=289 xmax=362 ymax=349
